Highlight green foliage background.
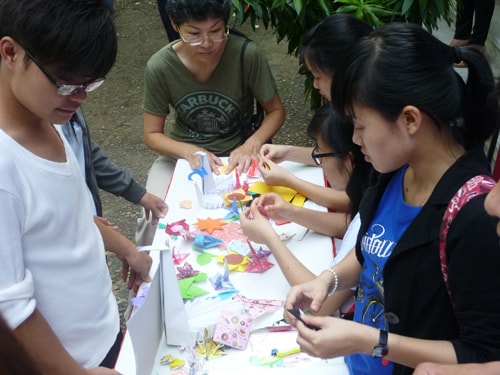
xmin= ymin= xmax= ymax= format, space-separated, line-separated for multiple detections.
xmin=230 ymin=0 xmax=457 ymax=109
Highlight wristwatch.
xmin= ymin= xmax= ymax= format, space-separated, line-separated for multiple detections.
xmin=372 ymin=329 xmax=389 ymax=358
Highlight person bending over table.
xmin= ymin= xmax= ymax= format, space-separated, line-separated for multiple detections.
xmin=241 ymin=103 xmax=373 ymax=316
xmin=136 ymin=0 xmax=285 ymax=247
xmin=284 ymin=23 xmax=500 ymax=375
xmin=258 ymin=14 xmax=373 ymax=214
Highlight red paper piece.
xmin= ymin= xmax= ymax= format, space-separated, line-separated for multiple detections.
xmin=166 ymin=219 xmax=190 ymax=235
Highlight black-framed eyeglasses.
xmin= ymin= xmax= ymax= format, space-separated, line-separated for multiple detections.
xmin=23 ymin=47 xmax=105 ymax=96
xmin=178 ymin=26 xmax=229 ymax=46
xmin=311 ymin=146 xmax=345 ymax=166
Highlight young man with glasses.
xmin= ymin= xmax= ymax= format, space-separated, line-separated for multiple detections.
xmin=136 ymin=0 xmax=285 ymax=247
xmin=0 ymin=1 xmax=152 ymax=374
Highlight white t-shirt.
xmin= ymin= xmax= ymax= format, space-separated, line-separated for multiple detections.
xmin=331 ymin=212 xmax=360 ymax=314
xmin=0 ymin=128 xmax=119 ymax=367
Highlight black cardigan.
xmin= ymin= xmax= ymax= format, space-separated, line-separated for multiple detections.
xmin=356 ymin=146 xmax=500 ymax=375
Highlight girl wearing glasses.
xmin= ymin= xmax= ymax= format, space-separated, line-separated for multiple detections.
xmin=284 ymin=23 xmax=500 ymax=375
xmin=136 ymin=0 xmax=285 ymax=247
xmin=241 ymin=103 xmax=373 ymax=317
xmin=258 ymin=14 xmax=372 ymax=219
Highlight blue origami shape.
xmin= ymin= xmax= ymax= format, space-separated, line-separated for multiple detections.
xmin=209 ymin=261 xmax=237 ymax=291
xmin=193 ymin=234 xmax=224 ymax=249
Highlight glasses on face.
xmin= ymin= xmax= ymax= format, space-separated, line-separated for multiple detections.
xmin=311 ymin=146 xmax=345 ymax=166
xmin=178 ymin=26 xmax=229 ymax=46
xmin=23 ymin=48 xmax=105 ymax=96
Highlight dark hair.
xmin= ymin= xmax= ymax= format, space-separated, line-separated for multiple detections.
xmin=300 ymin=14 xmax=372 ymax=77
xmin=0 ymin=0 xmax=117 ymax=82
xmin=332 ymin=22 xmax=497 ymax=150
xmin=166 ymin=0 xmax=231 ymax=25
xmin=307 ymin=103 xmax=372 ymax=218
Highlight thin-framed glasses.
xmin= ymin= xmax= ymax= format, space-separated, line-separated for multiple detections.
xmin=22 ymin=47 xmax=105 ymax=96
xmin=311 ymin=146 xmax=345 ymax=166
xmin=178 ymin=26 xmax=229 ymax=46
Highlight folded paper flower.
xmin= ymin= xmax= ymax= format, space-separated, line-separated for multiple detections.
xmin=195 ymin=216 xmax=227 ymax=234
xmin=166 ymin=219 xmax=191 ymax=236
xmin=223 ymin=190 xmax=251 ymax=208
xmin=176 ymin=262 xmax=200 ymax=280
xmin=215 ymin=253 xmax=250 ymax=272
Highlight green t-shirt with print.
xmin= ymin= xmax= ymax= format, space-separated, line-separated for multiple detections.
xmin=143 ymin=34 xmax=278 ymax=156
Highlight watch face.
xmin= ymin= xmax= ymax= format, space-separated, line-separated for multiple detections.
xmin=373 ymin=345 xmax=388 ymax=358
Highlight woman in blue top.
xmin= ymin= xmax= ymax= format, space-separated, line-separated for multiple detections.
xmin=284 ymin=22 xmax=500 ymax=375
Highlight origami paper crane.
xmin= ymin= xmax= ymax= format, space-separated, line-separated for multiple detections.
xmin=222 ymin=197 xmax=241 ymax=221
xmin=247 ymin=245 xmax=272 ymax=261
xmin=196 ymin=328 xmax=226 ymax=360
xmin=209 ymin=260 xmax=237 ymax=292
xmin=172 ymin=244 xmax=190 ymax=265
xmin=130 ymin=286 xmax=149 ymax=309
xmin=160 ymin=354 xmax=185 ymax=369
xmin=245 ymin=240 xmax=274 ymax=273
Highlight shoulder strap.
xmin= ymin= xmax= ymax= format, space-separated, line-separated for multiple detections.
xmin=240 ymin=38 xmax=250 ymax=111
xmin=439 ymin=175 xmax=496 ymax=308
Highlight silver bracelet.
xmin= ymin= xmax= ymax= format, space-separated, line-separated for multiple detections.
xmin=323 ymin=268 xmax=339 ymax=297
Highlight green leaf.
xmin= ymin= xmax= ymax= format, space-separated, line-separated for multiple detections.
xmin=401 ymin=0 xmax=415 ymax=14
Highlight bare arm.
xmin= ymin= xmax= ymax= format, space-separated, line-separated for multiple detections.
xmin=94 ymin=217 xmax=152 ymax=291
xmin=255 ymin=193 xmax=349 ymax=238
xmin=13 ymin=310 xmax=118 ymax=375
xmin=240 ymin=204 xmax=353 ymax=316
xmin=259 ymin=144 xmax=315 ymax=165
xmin=258 ymin=158 xmax=351 ymax=212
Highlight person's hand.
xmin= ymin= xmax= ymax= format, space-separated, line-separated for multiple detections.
xmin=94 ymin=216 xmax=119 ymax=232
xmin=118 ymin=251 xmax=152 ymax=292
xmin=87 ymin=367 xmax=122 ymax=374
xmin=284 ymin=273 xmax=332 ymax=318
xmin=139 ymin=192 xmax=168 ymax=225
xmin=258 ymin=157 xmax=294 ymax=186
xmin=413 ymin=362 xmax=449 ymax=375
xmin=259 ymin=144 xmax=291 ymax=163
xmin=239 ymin=205 xmax=276 ymax=245
xmin=253 ymin=193 xmax=292 ymax=222
xmin=294 ymin=314 xmax=368 ymax=359
xmin=187 ymin=149 xmax=223 ymax=175
xmin=227 ymin=142 xmax=259 ymax=174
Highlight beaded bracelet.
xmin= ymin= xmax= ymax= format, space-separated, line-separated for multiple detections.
xmin=323 ymin=268 xmax=339 ymax=297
